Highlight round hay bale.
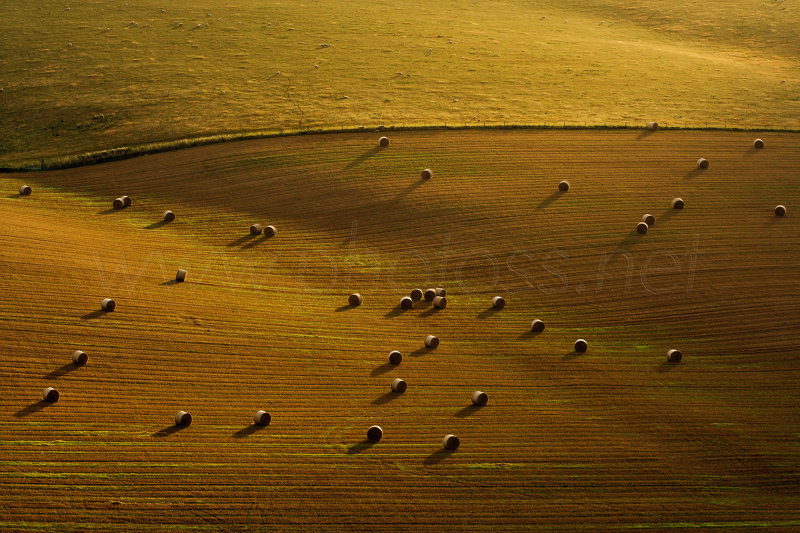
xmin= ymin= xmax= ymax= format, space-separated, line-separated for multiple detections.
xmin=400 ymin=296 xmax=413 ymax=310
xmin=432 ymin=296 xmax=447 ymax=309
xmin=471 ymin=390 xmax=488 ymax=407
xmin=636 ymin=222 xmax=649 ymax=234
xmin=424 ymin=288 xmax=436 ymax=302
xmin=175 ymin=269 xmax=187 ymax=282
xmin=253 ymin=410 xmax=271 ymax=426
xmin=530 ymin=319 xmax=545 ymax=332
xmin=672 ymin=197 xmax=684 ymax=209
xmin=264 ymin=225 xmax=277 ymax=237
xmin=491 ymin=296 xmax=505 ymax=309
xmin=250 ymin=224 xmax=263 ymax=235
xmin=425 ymin=335 xmax=439 ymax=349
xmin=349 ymin=293 xmax=363 ymax=306
xmin=667 ymin=349 xmax=682 ymax=363
xmin=42 ymin=387 xmax=59 ymax=402
xmin=389 ymin=350 xmax=403 ymax=365
xmin=421 ymin=168 xmax=432 ymax=180
xmin=442 ymin=434 xmax=460 ymax=450
xmin=410 ymin=288 xmax=423 ymax=302
xmin=379 ymin=136 xmax=390 ymax=147
xmin=641 ymin=214 xmax=655 ymax=226
xmin=122 ymin=196 xmax=132 ymax=208
xmin=72 ymin=350 xmax=88 ymax=366
xmin=19 ymin=185 xmax=32 ymax=196
xmin=574 ymin=338 xmax=588 ymax=353
xmin=163 ymin=210 xmax=175 ymax=222
xmin=175 ymin=410 xmax=192 ymax=427
xmin=775 ymin=205 xmax=786 ymax=217
xmin=367 ymin=425 xmax=383 ymax=442
xmin=646 ymin=122 xmax=659 ymax=130
xmin=754 ymin=138 xmax=764 ymax=149
xmin=434 ymin=287 xmax=446 ymax=297
xmin=391 ymin=378 xmax=407 ymax=393
xmin=113 ymin=198 xmax=125 ymax=210
xmin=697 ymin=158 xmax=709 ymax=169
xmin=558 ymin=180 xmax=570 ymax=192
xmin=101 ymin=298 xmax=116 ymax=312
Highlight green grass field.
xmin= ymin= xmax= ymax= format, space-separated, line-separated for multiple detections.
xmin=1 ymin=0 xmax=798 ymax=165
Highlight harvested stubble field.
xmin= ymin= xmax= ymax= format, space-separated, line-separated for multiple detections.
xmin=1 ymin=129 xmax=799 ymax=529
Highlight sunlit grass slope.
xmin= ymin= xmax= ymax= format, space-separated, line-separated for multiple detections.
xmin=1 ymin=129 xmax=799 ymax=529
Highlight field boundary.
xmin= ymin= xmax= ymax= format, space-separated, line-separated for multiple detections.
xmin=2 ymin=122 xmax=799 ymax=173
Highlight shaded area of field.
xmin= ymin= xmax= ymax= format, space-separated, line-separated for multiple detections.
xmin=0 ymin=129 xmax=799 ymax=529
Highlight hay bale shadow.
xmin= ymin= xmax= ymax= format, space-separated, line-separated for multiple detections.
xmin=536 ymin=190 xmax=562 ymax=209
xmin=228 ymin=234 xmax=256 ymax=247
xmin=160 ymin=279 xmax=179 ymax=286
xmin=370 ymin=363 xmax=395 ymax=376
xmin=476 ymin=307 xmax=500 ymax=319
xmin=660 ymin=207 xmax=679 ymax=223
xmin=151 ymin=425 xmax=184 ymax=437
xmin=684 ymin=168 xmax=703 ymax=179
xmin=7 ymin=194 xmax=20 ymax=199
xmin=242 ymin=235 xmax=271 ymax=249
xmin=97 ymin=208 xmax=118 ymax=215
xmin=420 ymin=307 xmax=441 ymax=317
xmin=81 ymin=310 xmax=108 ymax=320
xmin=657 ymin=361 xmax=679 ymax=373
xmin=637 ymin=130 xmax=656 ymax=139
xmin=395 ymin=178 xmax=426 ymax=201
xmin=232 ymin=424 xmax=265 ymax=438
xmin=335 ymin=304 xmax=354 ymax=312
xmin=14 ymin=400 xmax=49 ymax=418
xmin=344 ymin=146 xmax=381 ymax=169
xmin=518 ymin=330 xmax=543 ymax=340
xmin=371 ymin=392 xmax=401 ymax=405
xmin=44 ymin=363 xmax=79 ymax=379
xmin=562 ymin=350 xmax=584 ymax=360
xmin=616 ymin=230 xmax=644 ymax=251
xmin=384 ymin=305 xmax=407 ymax=318
xmin=455 ymin=405 xmax=482 ymax=418
xmin=424 ymin=449 xmax=456 ymax=465
xmin=347 ymin=440 xmax=377 ymax=455
xmin=409 ymin=347 xmax=429 ymax=357
xmin=145 ymin=220 xmax=169 ymax=230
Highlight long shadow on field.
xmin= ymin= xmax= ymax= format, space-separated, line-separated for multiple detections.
xmin=684 ymin=168 xmax=704 ymax=180
xmin=152 ymin=425 xmax=184 ymax=437
xmin=81 ymin=310 xmax=109 ymax=320
xmin=97 ymin=208 xmax=119 ymax=215
xmin=455 ymin=405 xmax=482 ymax=418
xmin=424 ymin=449 xmax=456 ymax=465
xmin=660 ymin=206 xmax=679 ymax=223
xmin=370 ymin=363 xmax=395 ymax=376
xmin=562 ymin=350 xmax=584 ymax=360
xmin=384 ymin=305 xmax=407 ymax=318
xmin=335 ymin=304 xmax=356 ymax=312
xmin=228 ymin=234 xmax=257 ymax=247
xmin=44 ymin=363 xmax=79 ymax=379
xmin=344 ymin=146 xmax=381 ymax=170
xmin=536 ymin=191 xmax=562 ymax=209
xmin=409 ymin=347 xmax=430 ymax=357
xmin=476 ymin=307 xmax=500 ymax=319
xmin=232 ymin=425 xmax=266 ymax=438
xmin=7 ymin=194 xmax=20 ymax=199
xmin=420 ymin=307 xmax=442 ymax=318
xmin=371 ymin=392 xmax=402 ymax=405
xmin=14 ymin=400 xmax=50 ymax=418
xmin=395 ymin=178 xmax=426 ymax=201
xmin=145 ymin=220 xmax=169 ymax=230
xmin=656 ymin=361 xmax=679 ymax=373
xmin=517 ymin=330 xmax=543 ymax=340
xmin=347 ymin=440 xmax=376 ymax=454
xmin=161 ymin=279 xmax=179 ymax=286
xmin=637 ymin=130 xmax=656 ymax=140
xmin=615 ymin=230 xmax=646 ymax=252
xmin=242 ymin=236 xmax=272 ymax=249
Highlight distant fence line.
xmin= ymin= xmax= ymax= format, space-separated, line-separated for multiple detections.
xmin=1 ymin=120 xmax=798 ymax=173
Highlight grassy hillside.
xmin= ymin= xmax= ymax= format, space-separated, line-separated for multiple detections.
xmin=1 ymin=0 xmax=798 ymax=164
xmin=1 ymin=129 xmax=799 ymax=529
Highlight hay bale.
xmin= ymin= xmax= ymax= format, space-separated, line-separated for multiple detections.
xmin=264 ymin=225 xmax=277 ymax=237
xmin=697 ymin=158 xmax=709 ymax=169
xmin=434 ymin=287 xmax=446 ymax=297
xmin=72 ymin=350 xmax=88 ymax=366
xmin=391 ymin=378 xmax=407 ymax=393
xmin=442 ymin=434 xmax=460 ymax=450
xmin=558 ymin=180 xmax=570 ymax=192
xmin=122 ymin=196 xmax=132 ymax=208
xmin=101 ymin=298 xmax=116 ymax=312
xmin=250 ymin=224 xmax=263 ymax=235
xmin=389 ymin=350 xmax=403 ymax=365
xmin=18 ymin=185 xmax=31 ymax=196
xmin=113 ymin=198 xmax=125 ymax=210
xmin=349 ymin=293 xmax=363 ymax=306
xmin=253 ymin=410 xmax=271 ymax=426
xmin=421 ymin=168 xmax=433 ymax=180
xmin=400 ymin=296 xmax=413 ymax=309
xmin=530 ymin=319 xmax=545 ymax=332
xmin=492 ymin=296 xmax=505 ymax=309
xmin=432 ymin=296 xmax=447 ymax=309
xmin=667 ymin=349 xmax=682 ymax=363
xmin=410 ymin=288 xmax=423 ymax=302
xmin=646 ymin=122 xmax=659 ymax=130
xmin=775 ymin=205 xmax=786 ymax=217
xmin=379 ymin=136 xmax=390 ymax=147
xmin=175 ymin=269 xmax=187 ymax=282
xmin=424 ymin=288 xmax=436 ymax=302
xmin=672 ymin=197 xmax=684 ymax=209
xmin=471 ymin=390 xmax=488 ymax=407
xmin=367 ymin=425 xmax=383 ymax=442
xmin=42 ymin=387 xmax=59 ymax=402
xmin=425 ymin=335 xmax=439 ymax=349
xmin=163 ymin=210 xmax=175 ymax=222
xmin=574 ymin=338 xmax=588 ymax=353
xmin=175 ymin=410 xmax=192 ymax=427
xmin=641 ymin=214 xmax=655 ymax=226
xmin=636 ymin=222 xmax=649 ymax=234
xmin=754 ymin=138 xmax=764 ymax=149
